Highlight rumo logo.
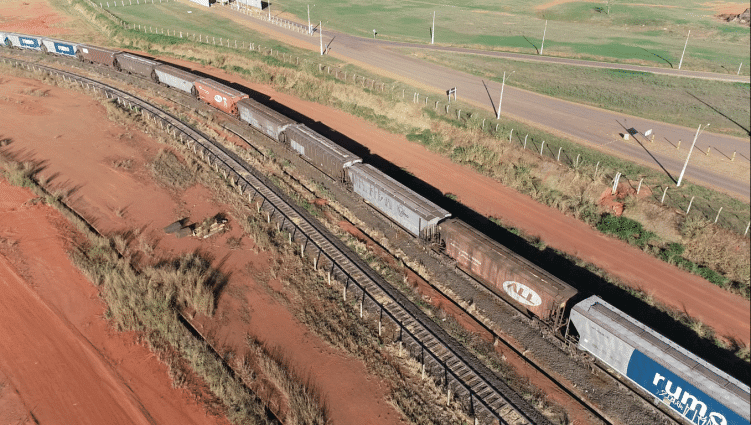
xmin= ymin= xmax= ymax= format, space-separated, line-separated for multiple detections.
xmin=652 ymin=373 xmax=727 ymax=425
xmin=502 ymin=281 xmax=541 ymax=306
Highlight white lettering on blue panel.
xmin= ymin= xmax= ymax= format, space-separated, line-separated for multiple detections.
xmin=627 ymin=350 xmax=744 ymax=425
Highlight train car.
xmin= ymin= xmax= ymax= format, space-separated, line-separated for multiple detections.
xmin=154 ymin=64 xmax=200 ymax=95
xmin=4 ymin=33 xmax=42 ymax=51
xmin=571 ymin=296 xmax=750 ymax=425
xmin=77 ymin=44 xmax=120 ymax=67
xmin=347 ymin=163 xmax=450 ymax=238
xmin=114 ymin=52 xmax=159 ymax=82
xmin=237 ymin=98 xmax=297 ymax=142
xmin=194 ymin=78 xmax=248 ymax=115
xmin=285 ymin=125 xmax=362 ymax=182
xmin=40 ymin=38 xmax=77 ymax=57
xmin=0 ymin=32 xmax=6 ymax=47
xmin=439 ymin=218 xmax=577 ymax=324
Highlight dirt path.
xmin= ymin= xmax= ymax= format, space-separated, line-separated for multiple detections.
xmin=0 ymin=178 xmax=228 ymax=425
xmin=151 ymin=56 xmax=750 ymax=347
xmin=0 ymin=73 xmax=405 ymax=425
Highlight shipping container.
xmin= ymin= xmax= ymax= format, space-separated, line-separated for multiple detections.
xmin=114 ymin=52 xmax=159 ymax=81
xmin=439 ymin=218 xmax=577 ymax=323
xmin=40 ymin=38 xmax=77 ymax=57
xmin=237 ymin=98 xmax=296 ymax=142
xmin=285 ymin=125 xmax=361 ymax=181
xmin=348 ymin=163 xmax=450 ymax=238
xmin=154 ymin=64 xmax=200 ymax=95
xmin=571 ymin=296 xmax=750 ymax=425
xmin=78 ymin=44 xmax=120 ymax=67
xmin=194 ymin=79 xmax=248 ymax=115
xmin=5 ymin=33 xmax=42 ymax=51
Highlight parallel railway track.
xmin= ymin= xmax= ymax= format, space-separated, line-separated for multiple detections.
xmin=2 ymin=55 xmax=551 ymax=425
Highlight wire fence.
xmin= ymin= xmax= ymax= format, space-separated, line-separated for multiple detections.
xmin=89 ymin=1 xmax=751 ymax=237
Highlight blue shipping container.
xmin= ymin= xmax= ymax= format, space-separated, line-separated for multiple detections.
xmin=627 ymin=350 xmax=746 ymax=425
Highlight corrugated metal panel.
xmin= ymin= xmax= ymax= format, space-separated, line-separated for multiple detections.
xmin=237 ymin=98 xmax=296 ymax=141
xmin=439 ymin=218 xmax=577 ymax=320
xmin=6 ymin=34 xmax=42 ymax=50
xmin=115 ymin=53 xmax=158 ymax=81
xmin=285 ymin=125 xmax=361 ymax=181
xmin=78 ymin=44 xmax=120 ymax=67
xmin=572 ymin=296 xmax=750 ymax=423
xmin=347 ymin=163 xmax=450 ymax=237
xmin=154 ymin=65 xmax=199 ymax=94
xmin=194 ymin=79 xmax=248 ymax=115
xmin=40 ymin=39 xmax=77 ymax=57
xmin=570 ymin=305 xmax=634 ymax=374
xmin=0 ymin=33 xmax=6 ymax=47
xmin=188 ymin=0 xmax=210 ymax=6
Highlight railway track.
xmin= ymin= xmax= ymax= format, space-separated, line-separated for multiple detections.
xmin=1 ymin=55 xmax=551 ymax=425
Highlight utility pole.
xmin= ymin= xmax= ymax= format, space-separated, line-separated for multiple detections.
xmin=319 ymin=21 xmax=323 ymax=55
xmin=540 ymin=20 xmax=547 ymax=55
xmin=431 ymin=11 xmax=435 ymax=44
xmin=307 ymin=4 xmax=311 ymax=35
xmin=679 ymin=30 xmax=690 ymax=70
xmin=677 ymin=123 xmax=709 ymax=187
xmin=268 ymin=1 xmax=271 ymax=20
xmin=497 ymin=71 xmax=514 ymax=119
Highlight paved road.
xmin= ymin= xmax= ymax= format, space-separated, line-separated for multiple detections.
xmin=227 ymin=9 xmax=751 ymax=200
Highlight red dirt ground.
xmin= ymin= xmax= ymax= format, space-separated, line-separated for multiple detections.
xmin=0 ymin=74 xmax=404 ymax=424
xmin=0 ymin=178 xmax=228 ymax=425
xmin=0 ymin=0 xmax=72 ymax=36
xmin=155 ymin=57 xmax=750 ymax=347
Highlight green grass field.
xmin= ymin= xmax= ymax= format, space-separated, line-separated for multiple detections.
xmin=271 ymin=0 xmax=749 ymax=74
xmin=407 ymin=49 xmax=751 ymax=138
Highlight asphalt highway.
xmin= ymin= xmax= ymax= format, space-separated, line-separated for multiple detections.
xmin=227 ymin=8 xmax=751 ymax=200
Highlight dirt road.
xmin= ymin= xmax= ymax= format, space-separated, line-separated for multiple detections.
xmin=217 ymin=7 xmax=751 ymax=200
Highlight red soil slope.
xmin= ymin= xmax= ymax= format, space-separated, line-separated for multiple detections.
xmin=0 ymin=178 xmax=227 ymax=425
xmin=0 ymin=74 xmax=404 ymax=424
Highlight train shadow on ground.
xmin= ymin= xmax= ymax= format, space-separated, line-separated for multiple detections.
xmin=156 ymin=66 xmax=751 ymax=385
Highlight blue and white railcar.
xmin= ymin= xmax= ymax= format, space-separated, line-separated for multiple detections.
xmin=0 ymin=32 xmax=6 ymax=47
xmin=4 ymin=33 xmax=42 ymax=50
xmin=40 ymin=38 xmax=78 ymax=57
xmin=571 ymin=296 xmax=749 ymax=425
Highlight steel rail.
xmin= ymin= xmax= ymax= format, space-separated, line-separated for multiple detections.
xmin=1 ymin=56 xmax=551 ymax=425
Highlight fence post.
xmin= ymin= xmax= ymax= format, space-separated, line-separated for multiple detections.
xmin=612 ymin=172 xmax=621 ymax=195
xmin=637 ymin=178 xmax=643 ymax=194
xmin=509 ymin=129 xmax=513 ymax=143
xmin=745 ymin=222 xmax=749 ymax=237
xmin=595 ymin=161 xmax=600 ymax=177
xmin=575 ymin=154 xmax=580 ymax=167
xmin=686 ymin=196 xmax=694 ymax=214
xmin=540 ymin=140 xmax=545 ymax=155
xmin=661 ymin=187 xmax=668 ymax=204
xmin=714 ymin=207 xmax=722 ymax=223
xmin=557 ymin=147 xmax=562 ymax=162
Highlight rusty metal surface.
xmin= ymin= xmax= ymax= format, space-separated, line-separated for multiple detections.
xmin=194 ymin=78 xmax=248 ymax=115
xmin=439 ymin=218 xmax=577 ymax=321
xmin=78 ymin=44 xmax=120 ymax=67
xmin=114 ymin=53 xmax=158 ymax=81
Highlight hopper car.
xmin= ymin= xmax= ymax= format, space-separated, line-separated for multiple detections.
xmin=5 ymin=35 xmax=748 ymax=424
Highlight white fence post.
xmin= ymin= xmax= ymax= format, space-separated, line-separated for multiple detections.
xmin=714 ymin=207 xmax=722 ymax=223
xmin=540 ymin=140 xmax=545 ymax=155
xmin=686 ymin=196 xmax=694 ymax=214
xmin=661 ymin=187 xmax=668 ymax=204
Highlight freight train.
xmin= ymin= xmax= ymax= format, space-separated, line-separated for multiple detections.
xmin=2 ymin=32 xmax=748 ymax=425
